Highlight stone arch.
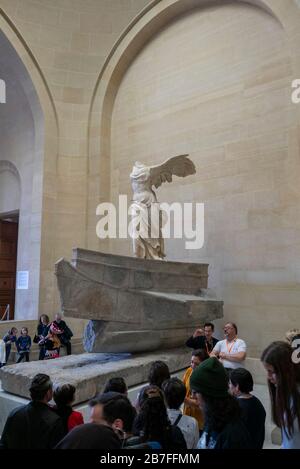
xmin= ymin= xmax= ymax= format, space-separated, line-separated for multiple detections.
xmin=0 ymin=10 xmax=59 ymax=318
xmin=0 ymin=9 xmax=59 ymax=161
xmin=0 ymin=160 xmax=21 ymax=181
xmin=87 ymin=0 xmax=300 ymax=250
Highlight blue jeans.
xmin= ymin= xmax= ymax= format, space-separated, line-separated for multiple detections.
xmin=17 ymin=352 xmax=30 ymax=363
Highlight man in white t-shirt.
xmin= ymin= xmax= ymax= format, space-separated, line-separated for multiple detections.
xmin=211 ymin=322 xmax=247 ymax=373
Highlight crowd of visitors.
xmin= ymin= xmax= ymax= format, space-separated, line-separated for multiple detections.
xmin=0 ymin=313 xmax=73 ymax=367
xmin=0 ymin=320 xmax=300 ymax=450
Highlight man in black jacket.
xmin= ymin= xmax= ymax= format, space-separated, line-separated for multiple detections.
xmin=56 ymin=392 xmax=135 ymax=449
xmin=0 ymin=373 xmax=65 ymax=449
xmin=53 ymin=313 xmax=73 ymax=355
xmin=186 ymin=322 xmax=219 ymax=354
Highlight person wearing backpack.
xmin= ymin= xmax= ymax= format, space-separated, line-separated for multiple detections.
xmin=131 ymin=385 xmax=187 ymax=450
xmin=162 ymin=378 xmax=199 ymax=448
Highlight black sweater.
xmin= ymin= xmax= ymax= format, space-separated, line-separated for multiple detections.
xmin=185 ymin=335 xmax=219 ymax=352
xmin=0 ymin=401 xmax=64 ymax=449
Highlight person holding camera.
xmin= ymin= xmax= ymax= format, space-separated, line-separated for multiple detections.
xmin=52 ymin=313 xmax=73 ymax=355
xmin=186 ymin=322 xmax=219 ymax=353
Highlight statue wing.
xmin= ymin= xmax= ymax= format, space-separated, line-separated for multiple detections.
xmin=149 ymin=154 xmax=196 ymax=188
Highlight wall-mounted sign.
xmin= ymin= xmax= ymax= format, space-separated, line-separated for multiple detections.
xmin=16 ymin=271 xmax=29 ymax=290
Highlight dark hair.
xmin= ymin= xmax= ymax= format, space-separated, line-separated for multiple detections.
xmin=21 ymin=327 xmax=28 ymax=334
xmin=204 ymin=322 xmax=214 ymax=331
xmin=192 ymin=349 xmax=209 ymax=362
xmin=148 ymin=361 xmax=170 ymax=389
xmin=53 ymin=383 xmax=76 ymax=407
xmin=133 ymin=385 xmax=172 ymax=447
xmin=162 ymin=378 xmax=186 ymax=410
xmin=39 ymin=314 xmax=49 ymax=325
xmin=103 ymin=377 xmax=127 ymax=395
xmin=9 ymin=327 xmax=18 ymax=334
xmin=261 ymin=341 xmax=300 ymax=439
xmin=230 ymin=368 xmax=253 ymax=393
xmin=202 ymin=393 xmax=241 ymax=433
xmin=29 ymin=374 xmax=52 ymax=401
xmin=90 ymin=392 xmax=136 ymax=433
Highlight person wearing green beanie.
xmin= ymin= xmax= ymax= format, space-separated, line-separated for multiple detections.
xmin=189 ymin=358 xmax=253 ymax=449
xmin=190 ymin=356 xmax=229 ymax=399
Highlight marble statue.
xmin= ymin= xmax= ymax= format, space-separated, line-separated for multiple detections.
xmin=129 ymin=154 xmax=196 ymax=259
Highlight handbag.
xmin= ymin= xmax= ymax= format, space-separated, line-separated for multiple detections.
xmin=33 ymin=334 xmax=40 ymax=344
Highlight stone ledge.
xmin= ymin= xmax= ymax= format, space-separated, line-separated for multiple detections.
xmin=0 ymin=347 xmax=191 ymax=405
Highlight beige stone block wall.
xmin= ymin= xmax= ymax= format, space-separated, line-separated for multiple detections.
xmin=106 ymin=1 xmax=300 ymax=356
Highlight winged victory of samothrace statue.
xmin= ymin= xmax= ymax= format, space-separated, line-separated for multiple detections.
xmin=129 ymin=154 xmax=196 ymax=260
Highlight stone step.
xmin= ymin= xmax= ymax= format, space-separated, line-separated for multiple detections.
xmin=72 ymin=248 xmax=209 ymax=294
xmin=56 ymin=258 xmax=223 ymax=327
xmin=140 ymin=289 xmax=221 ymax=304
xmin=0 ymin=348 xmax=191 ymax=405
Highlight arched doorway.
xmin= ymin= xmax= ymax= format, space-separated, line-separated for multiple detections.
xmin=0 ymin=10 xmax=59 ymax=320
xmin=0 ymin=162 xmax=21 ymax=319
xmin=0 ymin=29 xmax=44 ymax=320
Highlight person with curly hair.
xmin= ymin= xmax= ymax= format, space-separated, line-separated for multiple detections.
xmin=285 ymin=329 xmax=300 ymax=347
xmin=182 ymin=349 xmax=209 ymax=431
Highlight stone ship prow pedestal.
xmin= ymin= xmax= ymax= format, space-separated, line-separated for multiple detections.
xmin=55 ymin=248 xmax=223 ymax=353
xmin=0 ymin=249 xmax=223 ymax=420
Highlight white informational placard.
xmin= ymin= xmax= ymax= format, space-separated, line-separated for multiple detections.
xmin=16 ymin=271 xmax=29 ymax=290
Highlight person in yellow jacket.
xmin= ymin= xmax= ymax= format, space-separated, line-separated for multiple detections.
xmin=182 ymin=349 xmax=209 ymax=431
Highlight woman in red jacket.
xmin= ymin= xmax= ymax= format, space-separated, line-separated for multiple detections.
xmin=53 ymin=384 xmax=84 ymax=434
